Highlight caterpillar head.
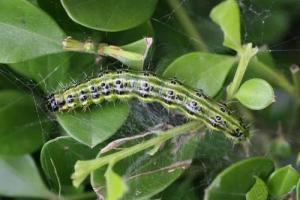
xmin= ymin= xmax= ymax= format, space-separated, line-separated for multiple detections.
xmin=46 ymin=94 xmax=66 ymax=112
xmin=46 ymin=94 xmax=59 ymax=112
xmin=227 ymin=118 xmax=250 ymax=143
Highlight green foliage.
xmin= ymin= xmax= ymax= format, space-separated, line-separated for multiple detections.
xmin=57 ymin=102 xmax=129 ymax=147
xmin=267 ymin=165 xmax=300 ymax=197
xmin=210 ymin=0 xmax=241 ymax=51
xmin=91 ymin=131 xmax=201 ymax=200
xmin=205 ymin=157 xmax=274 ymax=200
xmin=0 ymin=0 xmax=300 ymax=199
xmin=40 ymin=136 xmax=98 ymax=193
xmin=105 ymin=163 xmax=128 ymax=200
xmin=0 ymin=0 xmax=65 ymax=63
xmin=163 ymin=52 xmax=236 ymax=97
xmin=246 ymin=176 xmax=268 ymax=200
xmin=235 ymin=79 xmax=275 ymax=110
xmin=0 ymin=155 xmax=52 ymax=198
xmin=0 ymin=90 xmax=45 ymax=155
xmin=61 ymin=0 xmax=158 ymax=31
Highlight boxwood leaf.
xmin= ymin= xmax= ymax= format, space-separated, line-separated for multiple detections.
xmin=0 ymin=90 xmax=45 ymax=155
xmin=0 ymin=0 xmax=65 ymax=63
xmin=10 ymin=53 xmax=70 ymax=91
xmin=205 ymin=157 xmax=275 ymax=200
xmin=57 ymin=102 xmax=129 ymax=147
xmin=41 ymin=136 xmax=98 ymax=194
xmin=163 ymin=52 xmax=236 ymax=97
xmin=61 ymin=0 xmax=158 ymax=32
xmin=267 ymin=165 xmax=299 ymax=197
xmin=0 ymin=155 xmax=52 ymax=198
xmin=246 ymin=176 xmax=268 ymax=200
xmin=210 ymin=0 xmax=241 ymax=51
xmin=105 ymin=163 xmax=128 ymax=200
xmin=235 ymin=78 xmax=275 ymax=110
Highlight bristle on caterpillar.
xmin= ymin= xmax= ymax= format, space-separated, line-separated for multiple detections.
xmin=46 ymin=70 xmax=249 ymax=143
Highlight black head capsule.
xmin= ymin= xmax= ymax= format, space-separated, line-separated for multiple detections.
xmin=46 ymin=94 xmax=59 ymax=112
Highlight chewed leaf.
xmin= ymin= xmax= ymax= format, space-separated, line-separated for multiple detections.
xmin=61 ymin=0 xmax=158 ymax=31
xmin=235 ymin=78 xmax=275 ymax=110
xmin=163 ymin=52 xmax=236 ymax=97
xmin=105 ymin=163 xmax=128 ymax=200
xmin=0 ymin=0 xmax=65 ymax=63
xmin=210 ymin=0 xmax=241 ymax=51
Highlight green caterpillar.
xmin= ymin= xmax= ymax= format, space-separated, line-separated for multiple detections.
xmin=47 ymin=70 xmax=249 ymax=142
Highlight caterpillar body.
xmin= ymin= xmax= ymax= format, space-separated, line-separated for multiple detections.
xmin=47 ymin=70 xmax=249 ymax=142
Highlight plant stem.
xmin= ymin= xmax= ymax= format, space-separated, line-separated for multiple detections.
xmin=72 ymin=121 xmax=203 ymax=187
xmin=227 ymin=43 xmax=258 ymax=100
xmin=290 ymin=64 xmax=300 ymax=99
xmin=166 ymin=0 xmax=208 ymax=51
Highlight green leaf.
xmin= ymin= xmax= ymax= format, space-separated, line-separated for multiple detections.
xmin=101 ymin=37 xmax=153 ymax=70
xmin=235 ymin=78 xmax=275 ymax=110
xmin=57 ymin=102 xmax=129 ymax=147
xmin=163 ymin=52 xmax=236 ymax=97
xmin=161 ymin=179 xmax=198 ymax=200
xmin=0 ymin=0 xmax=65 ymax=63
xmin=210 ymin=0 xmax=241 ymax=51
xmin=105 ymin=163 xmax=128 ymax=200
xmin=296 ymin=178 xmax=300 ymax=200
xmin=40 ymin=136 xmax=98 ymax=194
xmin=91 ymin=135 xmax=201 ymax=200
xmin=267 ymin=165 xmax=299 ymax=197
xmin=37 ymin=0 xmax=103 ymax=38
xmin=0 ymin=90 xmax=45 ymax=155
xmin=61 ymin=0 xmax=158 ymax=32
xmin=10 ymin=53 xmax=70 ymax=91
xmin=246 ymin=176 xmax=268 ymax=200
xmin=121 ymin=37 xmax=153 ymax=70
xmin=205 ymin=157 xmax=275 ymax=200
xmin=0 ymin=155 xmax=52 ymax=198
